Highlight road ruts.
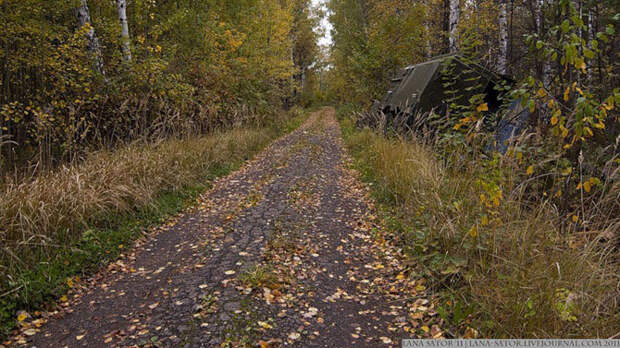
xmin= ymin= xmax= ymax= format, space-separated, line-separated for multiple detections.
xmin=25 ymin=107 xmax=437 ymax=348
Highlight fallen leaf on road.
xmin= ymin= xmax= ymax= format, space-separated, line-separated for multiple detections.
xmin=23 ymin=329 xmax=36 ymax=336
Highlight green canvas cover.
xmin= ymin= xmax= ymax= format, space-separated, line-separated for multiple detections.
xmin=381 ymin=54 xmax=505 ymax=115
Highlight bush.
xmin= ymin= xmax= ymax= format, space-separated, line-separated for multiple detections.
xmin=340 ymin=114 xmax=619 ymax=338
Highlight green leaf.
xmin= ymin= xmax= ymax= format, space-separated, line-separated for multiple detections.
xmin=536 ymin=40 xmax=544 ymax=49
xmin=606 ymin=25 xmax=615 ymax=36
xmin=596 ymin=32 xmax=609 ymax=43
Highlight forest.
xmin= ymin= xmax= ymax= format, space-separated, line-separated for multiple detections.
xmin=327 ymin=0 xmax=619 ymax=338
xmin=0 ymin=0 xmax=320 ymax=339
xmin=0 ymin=0 xmax=618 ymax=344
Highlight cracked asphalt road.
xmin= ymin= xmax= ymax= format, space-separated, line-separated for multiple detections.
xmin=25 ymin=107 xmax=439 ymax=347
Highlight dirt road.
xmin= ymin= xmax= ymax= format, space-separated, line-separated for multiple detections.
xmin=24 ymin=108 xmax=439 ymax=347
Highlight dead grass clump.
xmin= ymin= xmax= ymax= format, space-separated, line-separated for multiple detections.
xmin=0 ymin=127 xmax=273 ymax=288
xmin=342 ymin=118 xmax=619 ymax=338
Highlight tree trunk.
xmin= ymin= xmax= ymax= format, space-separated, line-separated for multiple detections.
xmin=587 ymin=9 xmax=593 ymax=84
xmin=498 ymin=0 xmax=509 ymax=74
xmin=425 ymin=21 xmax=433 ymax=58
xmin=76 ymin=0 xmax=105 ymax=75
xmin=448 ymin=0 xmax=459 ymax=52
xmin=116 ymin=0 xmax=132 ymax=62
xmin=537 ymin=0 xmax=551 ymax=86
xmin=442 ymin=0 xmax=450 ymax=53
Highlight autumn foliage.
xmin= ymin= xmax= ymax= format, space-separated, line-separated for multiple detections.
xmin=0 ymin=0 xmax=320 ymax=171
xmin=330 ymin=0 xmax=618 ymax=338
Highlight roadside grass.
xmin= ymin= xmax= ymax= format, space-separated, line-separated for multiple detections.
xmin=238 ymin=265 xmax=281 ymax=291
xmin=338 ymin=109 xmax=619 ymax=338
xmin=0 ymin=108 xmax=307 ymax=337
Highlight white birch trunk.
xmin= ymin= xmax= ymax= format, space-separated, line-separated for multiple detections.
xmin=577 ymin=0 xmax=582 ymax=85
xmin=537 ymin=0 xmax=551 ymax=86
xmin=587 ymin=10 xmax=594 ymax=83
xmin=116 ymin=0 xmax=132 ymax=62
xmin=425 ymin=21 xmax=433 ymax=58
xmin=498 ymin=0 xmax=508 ymax=74
xmin=77 ymin=0 xmax=105 ymax=75
xmin=449 ymin=0 xmax=459 ymax=52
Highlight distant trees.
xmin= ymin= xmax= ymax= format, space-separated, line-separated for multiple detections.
xmin=291 ymin=0 xmax=321 ymax=104
xmin=327 ymin=0 xmax=618 ymax=105
xmin=327 ymin=0 xmax=427 ymax=104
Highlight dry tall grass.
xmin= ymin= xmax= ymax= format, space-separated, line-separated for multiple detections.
xmin=343 ymin=120 xmax=619 ymax=338
xmin=0 ymin=127 xmax=275 ymax=287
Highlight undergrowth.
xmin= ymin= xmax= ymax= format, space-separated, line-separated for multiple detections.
xmin=0 ymin=108 xmax=307 ymax=337
xmin=338 ymin=106 xmax=619 ymax=338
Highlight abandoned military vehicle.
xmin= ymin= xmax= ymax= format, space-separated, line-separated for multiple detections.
xmin=367 ymin=54 xmax=529 ymax=150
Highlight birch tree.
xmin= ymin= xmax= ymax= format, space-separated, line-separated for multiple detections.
xmin=586 ymin=9 xmax=594 ymax=84
xmin=76 ymin=0 xmax=105 ymax=75
xmin=116 ymin=0 xmax=132 ymax=62
xmin=449 ymin=0 xmax=459 ymax=52
xmin=498 ymin=0 xmax=508 ymax=74
xmin=536 ymin=0 xmax=550 ymax=86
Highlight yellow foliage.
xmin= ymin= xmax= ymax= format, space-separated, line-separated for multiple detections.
xmin=469 ymin=225 xmax=478 ymax=238
xmin=526 ymin=165 xmax=534 ymax=175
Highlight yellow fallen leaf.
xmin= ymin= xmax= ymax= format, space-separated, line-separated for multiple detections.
xmin=17 ymin=312 xmax=27 ymax=322
xmin=526 ymin=165 xmax=534 ymax=175
xmin=23 ymin=328 xmax=37 ymax=336
xmin=60 ymin=295 xmax=68 ymax=302
xmin=380 ymin=336 xmax=393 ymax=344
xmin=476 ymin=103 xmax=488 ymax=112
xmin=257 ymin=321 xmax=272 ymax=329
xmin=76 ymin=334 xmax=85 ymax=341
xmin=224 ymin=270 xmax=236 ymax=275
xmin=396 ymin=273 xmax=406 ymax=280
